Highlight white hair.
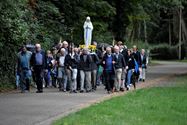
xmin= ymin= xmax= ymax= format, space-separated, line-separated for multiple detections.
xmin=35 ymin=43 xmax=41 ymax=48
xmin=62 ymin=41 xmax=68 ymax=45
xmin=60 ymin=48 xmax=66 ymax=52
xmin=114 ymin=45 xmax=119 ymax=50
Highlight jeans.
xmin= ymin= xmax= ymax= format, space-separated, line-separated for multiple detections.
xmin=16 ymin=73 xmax=20 ymax=88
xmin=44 ymin=70 xmax=51 ymax=87
xmin=127 ymin=69 xmax=133 ymax=86
xmin=20 ymin=69 xmax=31 ymax=92
xmin=57 ymin=67 xmax=66 ymax=90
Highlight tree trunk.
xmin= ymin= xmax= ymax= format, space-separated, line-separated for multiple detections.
xmin=138 ymin=21 xmax=141 ymax=40
xmin=169 ymin=19 xmax=172 ymax=46
xmin=181 ymin=17 xmax=187 ymax=42
xmin=179 ymin=7 xmax=182 ymax=60
xmin=144 ymin=20 xmax=147 ymax=44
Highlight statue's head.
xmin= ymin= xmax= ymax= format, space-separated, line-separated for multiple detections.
xmin=86 ymin=16 xmax=91 ymax=22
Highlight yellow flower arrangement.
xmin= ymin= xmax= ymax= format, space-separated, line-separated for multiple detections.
xmin=79 ymin=45 xmax=96 ymax=52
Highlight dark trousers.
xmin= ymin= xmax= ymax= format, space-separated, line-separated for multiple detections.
xmin=77 ymin=70 xmax=81 ymax=90
xmin=104 ymin=71 xmax=114 ymax=91
xmin=34 ymin=66 xmax=43 ymax=91
xmin=51 ymin=75 xmax=57 ymax=88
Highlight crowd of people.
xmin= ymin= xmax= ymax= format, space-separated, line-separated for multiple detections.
xmin=16 ymin=41 xmax=148 ymax=94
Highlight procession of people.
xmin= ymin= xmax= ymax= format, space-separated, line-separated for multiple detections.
xmin=16 ymin=17 xmax=148 ymax=94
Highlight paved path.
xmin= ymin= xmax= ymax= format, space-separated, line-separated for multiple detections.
xmin=0 ymin=61 xmax=187 ymax=125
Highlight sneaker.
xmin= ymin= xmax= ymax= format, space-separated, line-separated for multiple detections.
xmin=126 ymin=85 xmax=130 ymax=91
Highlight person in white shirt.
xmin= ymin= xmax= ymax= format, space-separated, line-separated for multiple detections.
xmin=139 ymin=49 xmax=147 ymax=82
xmin=57 ymin=48 xmax=67 ymax=91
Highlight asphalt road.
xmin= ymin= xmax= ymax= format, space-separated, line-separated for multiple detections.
xmin=0 ymin=61 xmax=187 ymax=125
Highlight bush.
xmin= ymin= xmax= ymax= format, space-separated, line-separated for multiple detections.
xmin=124 ymin=40 xmax=150 ymax=50
xmin=150 ymin=44 xmax=185 ymax=60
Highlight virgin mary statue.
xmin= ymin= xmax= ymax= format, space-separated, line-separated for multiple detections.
xmin=83 ymin=16 xmax=93 ymax=47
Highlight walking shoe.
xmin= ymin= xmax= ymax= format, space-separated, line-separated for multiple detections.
xmin=36 ymin=90 xmax=43 ymax=93
xmin=126 ymin=85 xmax=130 ymax=91
xmin=70 ymin=90 xmax=77 ymax=93
xmin=80 ymin=90 xmax=84 ymax=93
xmin=59 ymin=88 xmax=63 ymax=91
xmin=86 ymin=90 xmax=91 ymax=93
xmin=73 ymin=90 xmax=78 ymax=93
xmin=120 ymin=88 xmax=125 ymax=92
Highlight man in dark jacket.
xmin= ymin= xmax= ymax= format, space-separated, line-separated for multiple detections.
xmin=126 ymin=49 xmax=135 ymax=90
xmin=102 ymin=47 xmax=115 ymax=93
xmin=31 ymin=43 xmax=47 ymax=93
xmin=132 ymin=45 xmax=142 ymax=82
xmin=79 ymin=48 xmax=92 ymax=93
xmin=113 ymin=46 xmax=126 ymax=92
xmin=132 ymin=45 xmax=142 ymax=67
xmin=90 ymin=52 xmax=99 ymax=91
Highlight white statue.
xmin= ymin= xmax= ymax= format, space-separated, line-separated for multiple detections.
xmin=83 ymin=16 xmax=93 ymax=47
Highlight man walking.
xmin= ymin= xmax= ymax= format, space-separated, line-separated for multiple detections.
xmin=102 ymin=47 xmax=115 ymax=94
xmin=17 ymin=45 xmax=32 ymax=93
xmin=31 ymin=43 xmax=47 ymax=93
xmin=79 ymin=48 xmax=92 ymax=93
xmin=139 ymin=49 xmax=147 ymax=82
xmin=57 ymin=48 xmax=67 ymax=92
xmin=113 ymin=46 xmax=126 ymax=92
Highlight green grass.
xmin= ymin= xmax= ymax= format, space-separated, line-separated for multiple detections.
xmin=53 ymin=75 xmax=187 ymax=125
xmin=178 ymin=59 xmax=187 ymax=63
xmin=148 ymin=60 xmax=162 ymax=66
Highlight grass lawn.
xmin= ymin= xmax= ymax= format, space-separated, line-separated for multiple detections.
xmin=178 ymin=59 xmax=187 ymax=63
xmin=148 ymin=60 xmax=162 ymax=66
xmin=53 ymin=75 xmax=187 ymax=125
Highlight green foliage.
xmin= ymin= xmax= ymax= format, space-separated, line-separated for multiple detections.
xmin=0 ymin=0 xmax=28 ymax=84
xmin=150 ymin=44 xmax=186 ymax=60
xmin=0 ymin=0 xmax=187 ymax=86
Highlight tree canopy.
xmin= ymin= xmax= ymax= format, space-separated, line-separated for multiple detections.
xmin=0 ymin=0 xmax=187 ymax=84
